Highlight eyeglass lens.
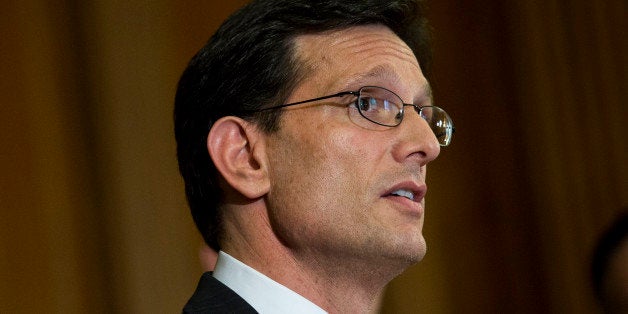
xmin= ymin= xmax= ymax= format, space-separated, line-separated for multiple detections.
xmin=357 ymin=86 xmax=454 ymax=146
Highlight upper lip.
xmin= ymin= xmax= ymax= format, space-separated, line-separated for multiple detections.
xmin=382 ymin=181 xmax=427 ymax=202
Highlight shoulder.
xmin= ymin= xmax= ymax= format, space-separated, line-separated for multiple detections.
xmin=183 ymin=272 xmax=258 ymax=314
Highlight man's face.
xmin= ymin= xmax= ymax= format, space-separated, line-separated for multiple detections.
xmin=264 ymin=25 xmax=440 ymax=270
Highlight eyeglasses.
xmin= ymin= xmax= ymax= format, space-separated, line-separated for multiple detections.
xmin=258 ymin=86 xmax=454 ymax=146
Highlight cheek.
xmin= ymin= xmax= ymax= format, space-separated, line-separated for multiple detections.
xmin=266 ymin=124 xmax=371 ymax=224
xmin=302 ymin=127 xmax=372 ymax=189
xmin=277 ymin=129 xmax=357 ymax=200
xmin=282 ymin=115 xmax=358 ymax=175
xmin=267 ymin=107 xmax=393 ymax=203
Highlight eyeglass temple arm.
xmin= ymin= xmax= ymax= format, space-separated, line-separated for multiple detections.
xmin=259 ymin=91 xmax=359 ymax=111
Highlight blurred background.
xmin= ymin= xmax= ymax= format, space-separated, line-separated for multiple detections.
xmin=1 ymin=0 xmax=626 ymax=313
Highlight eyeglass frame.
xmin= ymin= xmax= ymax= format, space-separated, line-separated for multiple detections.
xmin=254 ymin=85 xmax=454 ymax=146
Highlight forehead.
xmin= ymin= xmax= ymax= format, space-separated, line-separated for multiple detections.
xmin=292 ymin=25 xmax=426 ymax=96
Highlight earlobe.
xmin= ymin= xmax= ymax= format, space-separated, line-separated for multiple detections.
xmin=207 ymin=117 xmax=270 ymax=199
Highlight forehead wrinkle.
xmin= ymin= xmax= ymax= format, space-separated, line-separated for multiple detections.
xmin=333 ymin=36 xmax=420 ymax=71
xmin=344 ymin=64 xmax=402 ymax=88
xmin=292 ymin=26 xmax=429 ymax=99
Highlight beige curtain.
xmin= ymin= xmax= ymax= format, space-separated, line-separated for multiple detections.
xmin=2 ymin=0 xmax=625 ymax=313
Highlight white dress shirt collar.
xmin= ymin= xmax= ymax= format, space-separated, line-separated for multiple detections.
xmin=213 ymin=251 xmax=327 ymax=314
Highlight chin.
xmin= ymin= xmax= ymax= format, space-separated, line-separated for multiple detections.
xmin=384 ymin=235 xmax=427 ymax=266
xmin=406 ymin=241 xmax=427 ymax=264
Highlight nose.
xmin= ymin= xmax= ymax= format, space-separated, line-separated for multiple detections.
xmin=392 ymin=107 xmax=441 ymax=166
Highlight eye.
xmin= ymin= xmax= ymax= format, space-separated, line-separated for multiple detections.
xmin=358 ymin=96 xmax=394 ymax=113
xmin=358 ymin=96 xmax=378 ymax=112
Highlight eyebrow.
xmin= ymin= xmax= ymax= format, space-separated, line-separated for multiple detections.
xmin=344 ymin=65 xmax=433 ymax=103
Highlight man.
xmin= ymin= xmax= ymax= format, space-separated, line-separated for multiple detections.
xmin=174 ymin=0 xmax=454 ymax=313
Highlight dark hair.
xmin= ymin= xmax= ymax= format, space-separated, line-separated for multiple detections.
xmin=591 ymin=211 xmax=628 ymax=310
xmin=174 ymin=0 xmax=432 ymax=251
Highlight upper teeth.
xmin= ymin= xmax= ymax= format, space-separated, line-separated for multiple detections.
xmin=391 ymin=189 xmax=414 ymax=200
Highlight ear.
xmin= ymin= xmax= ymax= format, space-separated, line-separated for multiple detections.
xmin=207 ymin=116 xmax=270 ymax=199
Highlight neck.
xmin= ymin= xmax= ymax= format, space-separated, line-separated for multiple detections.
xmin=224 ymin=244 xmax=392 ymax=313
xmin=221 ymin=202 xmax=408 ymax=313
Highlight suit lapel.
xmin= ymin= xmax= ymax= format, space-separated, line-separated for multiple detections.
xmin=183 ymin=272 xmax=258 ymax=313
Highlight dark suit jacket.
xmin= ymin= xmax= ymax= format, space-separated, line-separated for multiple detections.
xmin=183 ymin=272 xmax=258 ymax=313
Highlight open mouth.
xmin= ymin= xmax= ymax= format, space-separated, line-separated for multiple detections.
xmin=383 ymin=181 xmax=426 ymax=203
xmin=383 ymin=186 xmax=425 ymax=216
xmin=389 ymin=189 xmax=416 ymax=201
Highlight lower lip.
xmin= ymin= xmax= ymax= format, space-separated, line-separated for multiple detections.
xmin=384 ymin=195 xmax=424 ymax=217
